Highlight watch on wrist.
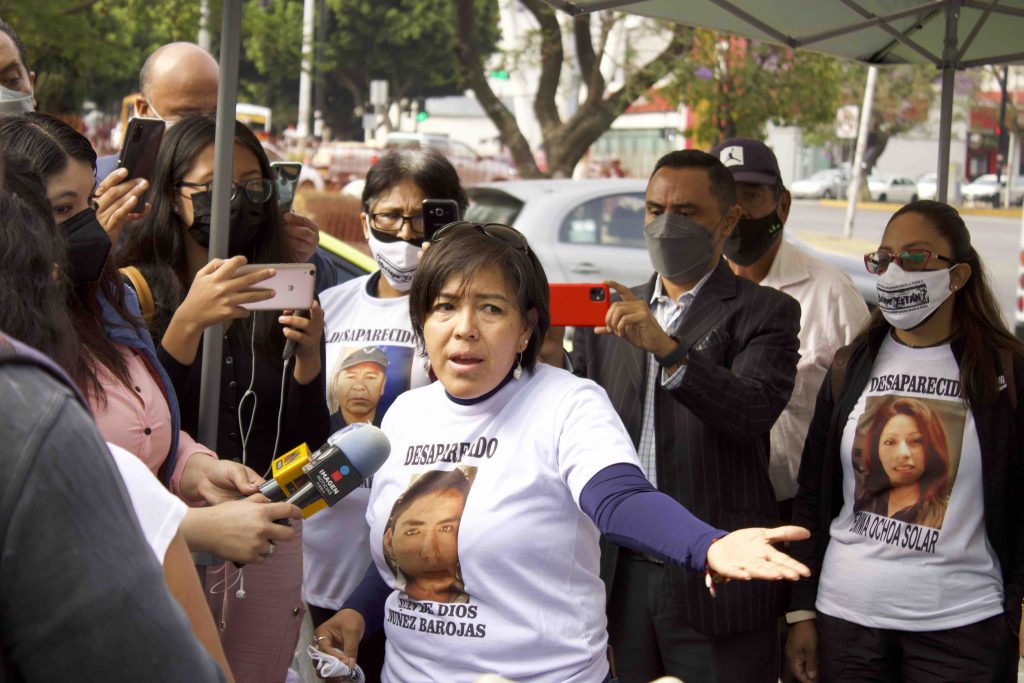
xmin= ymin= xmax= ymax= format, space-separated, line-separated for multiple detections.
xmin=655 ymin=335 xmax=689 ymax=367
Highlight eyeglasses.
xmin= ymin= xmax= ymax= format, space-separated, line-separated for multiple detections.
xmin=369 ymin=212 xmax=425 ymax=234
xmin=431 ymin=221 xmax=530 ymax=253
xmin=863 ymin=249 xmax=958 ymax=275
xmin=176 ymin=178 xmax=274 ymax=204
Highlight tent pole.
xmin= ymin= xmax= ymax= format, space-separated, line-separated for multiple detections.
xmin=197 ymin=0 xmax=243 ymax=449
xmin=937 ymin=0 xmax=960 ymax=204
xmin=844 ymin=65 xmax=877 ymax=239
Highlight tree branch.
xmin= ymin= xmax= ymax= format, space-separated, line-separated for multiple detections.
xmin=520 ymin=0 xmax=564 ymax=138
xmin=573 ymin=14 xmax=596 ymax=85
xmin=452 ymin=0 xmax=543 ymax=177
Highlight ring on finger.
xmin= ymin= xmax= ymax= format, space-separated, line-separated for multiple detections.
xmin=266 ymin=541 xmax=276 ymax=556
xmin=313 ymin=634 xmax=330 ymax=648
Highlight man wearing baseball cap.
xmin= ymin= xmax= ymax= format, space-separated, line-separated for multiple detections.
xmin=329 ymin=346 xmax=390 ymax=426
xmin=709 ymin=137 xmax=869 ymax=518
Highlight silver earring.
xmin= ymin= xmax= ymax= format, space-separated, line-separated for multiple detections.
xmin=513 ymin=352 xmax=523 ymax=380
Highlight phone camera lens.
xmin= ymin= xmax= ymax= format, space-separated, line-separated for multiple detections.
xmin=590 ymin=287 xmax=606 ymax=302
xmin=287 ymin=285 xmax=295 ymax=291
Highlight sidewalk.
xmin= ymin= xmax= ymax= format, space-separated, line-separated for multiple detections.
xmin=789 ymin=230 xmax=874 ymax=259
xmin=818 ymin=198 xmax=1023 ymax=219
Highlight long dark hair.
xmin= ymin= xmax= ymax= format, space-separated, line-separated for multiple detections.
xmin=0 ymin=112 xmax=136 ymax=403
xmin=117 ymin=116 xmax=288 ymax=361
xmin=0 ymin=160 xmax=77 ymax=372
xmin=857 ymin=200 xmax=1024 ymax=407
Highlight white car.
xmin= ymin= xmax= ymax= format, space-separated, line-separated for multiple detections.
xmin=961 ymin=174 xmax=1024 ymax=207
xmin=466 ymin=179 xmax=652 ymax=286
xmin=867 ymin=175 xmax=918 ymax=203
xmin=790 ymin=169 xmax=848 ymax=199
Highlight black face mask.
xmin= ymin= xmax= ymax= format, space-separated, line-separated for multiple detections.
xmin=187 ymin=190 xmax=265 ymax=256
xmin=724 ymin=209 xmax=784 ymax=266
xmin=62 ymin=207 xmax=111 ymax=282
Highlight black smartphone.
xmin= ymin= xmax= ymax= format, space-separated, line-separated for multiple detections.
xmin=116 ymin=117 xmax=165 ymax=184
xmin=270 ymin=161 xmax=303 ymax=214
xmin=422 ymin=198 xmax=460 ymax=241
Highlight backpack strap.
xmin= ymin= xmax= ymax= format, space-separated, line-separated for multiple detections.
xmin=830 ymin=344 xmax=855 ymax=404
xmin=119 ymin=266 xmax=154 ymax=324
xmin=998 ymin=347 xmax=1017 ymax=411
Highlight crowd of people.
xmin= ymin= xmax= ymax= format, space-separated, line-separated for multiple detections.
xmin=1 ymin=18 xmax=1022 ymax=683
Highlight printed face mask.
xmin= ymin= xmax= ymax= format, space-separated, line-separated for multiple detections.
xmin=0 ymin=84 xmax=33 ymax=114
xmin=366 ymin=220 xmax=422 ymax=292
xmin=876 ymin=262 xmax=954 ymax=330
xmin=643 ymin=212 xmax=716 ymax=284
xmin=725 ymin=209 xmax=783 ymax=266
xmin=188 ymin=191 xmax=265 ymax=256
xmin=62 ymin=207 xmax=111 ymax=282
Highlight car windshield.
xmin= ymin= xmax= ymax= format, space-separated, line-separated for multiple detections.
xmin=465 ymin=189 xmax=524 ymax=225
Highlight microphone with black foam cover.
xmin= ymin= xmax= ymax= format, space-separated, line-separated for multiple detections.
xmin=284 ymin=424 xmax=390 ymax=519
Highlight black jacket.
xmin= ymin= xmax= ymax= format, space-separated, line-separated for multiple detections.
xmin=572 ymin=261 xmax=802 ymax=635
xmin=790 ymin=324 xmax=1024 ymax=630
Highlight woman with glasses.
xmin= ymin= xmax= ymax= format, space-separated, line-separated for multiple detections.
xmin=786 ymin=200 xmax=1023 ymax=683
xmin=118 ymin=115 xmax=330 ymax=683
xmin=312 ymin=221 xmax=811 ymax=683
xmin=305 ymin=148 xmax=468 ymax=682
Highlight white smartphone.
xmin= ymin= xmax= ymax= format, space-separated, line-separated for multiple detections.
xmin=236 ymin=263 xmax=316 ymax=311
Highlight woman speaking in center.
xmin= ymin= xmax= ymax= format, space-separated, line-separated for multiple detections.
xmin=313 ymin=222 xmax=810 ymax=683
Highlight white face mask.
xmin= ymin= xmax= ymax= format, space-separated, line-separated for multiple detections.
xmin=876 ymin=262 xmax=954 ymax=331
xmin=366 ymin=219 xmax=420 ymax=292
xmin=0 ymin=84 xmax=33 ymax=114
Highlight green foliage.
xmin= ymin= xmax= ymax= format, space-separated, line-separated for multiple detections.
xmin=3 ymin=0 xmax=206 ymax=112
xmin=664 ymin=30 xmax=844 ymax=147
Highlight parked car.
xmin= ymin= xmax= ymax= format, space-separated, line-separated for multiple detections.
xmin=790 ymin=169 xmax=848 ymax=199
xmin=384 ymin=133 xmax=517 ymax=185
xmin=867 ymin=175 xmax=918 ymax=203
xmin=466 ymin=179 xmax=877 ymax=308
xmin=961 ymin=173 xmax=1024 ymax=207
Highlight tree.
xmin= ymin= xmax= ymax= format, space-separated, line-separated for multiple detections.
xmin=663 ymin=30 xmax=845 ymax=148
xmin=806 ymin=63 xmax=937 ymax=177
xmin=452 ymin=1 xmax=693 ymax=178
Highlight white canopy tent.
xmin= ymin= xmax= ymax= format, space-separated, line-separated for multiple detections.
xmin=540 ymin=0 xmax=1024 ymax=203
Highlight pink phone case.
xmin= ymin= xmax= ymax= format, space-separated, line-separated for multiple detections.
xmin=237 ymin=263 xmax=316 ymax=311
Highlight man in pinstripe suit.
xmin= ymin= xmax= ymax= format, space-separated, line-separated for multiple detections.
xmin=571 ymin=150 xmax=801 ymax=683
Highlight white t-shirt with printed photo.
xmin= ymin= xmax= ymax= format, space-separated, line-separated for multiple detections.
xmin=816 ymin=335 xmax=1003 ymax=630
xmin=367 ymin=363 xmax=641 ymax=683
xmin=303 ymin=273 xmax=431 ymax=610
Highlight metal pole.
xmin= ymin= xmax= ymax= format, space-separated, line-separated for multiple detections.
xmin=198 ymin=0 xmax=211 ymax=52
xmin=296 ymin=0 xmax=315 ymax=154
xmin=197 ymin=0 xmax=242 ymax=450
xmin=936 ymin=1 xmax=960 ymax=204
xmin=844 ymin=65 xmax=877 ymax=239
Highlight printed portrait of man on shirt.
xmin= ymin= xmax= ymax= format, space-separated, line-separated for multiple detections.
xmin=328 ymin=346 xmax=390 ymax=426
xmin=852 ymin=395 xmax=966 ymax=530
xmin=383 ymin=467 xmax=476 ymax=603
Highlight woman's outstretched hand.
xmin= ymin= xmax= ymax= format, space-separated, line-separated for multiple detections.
xmin=706 ymin=525 xmax=811 ymax=581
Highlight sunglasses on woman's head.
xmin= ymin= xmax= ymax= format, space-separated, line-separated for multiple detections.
xmin=430 ymin=221 xmax=530 ymax=254
xmin=863 ymin=249 xmax=957 ymax=275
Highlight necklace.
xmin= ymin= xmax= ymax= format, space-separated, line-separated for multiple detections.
xmin=889 ymin=327 xmax=956 ymax=349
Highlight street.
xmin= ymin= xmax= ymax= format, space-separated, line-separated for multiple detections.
xmin=788 ymin=200 xmax=1022 ymax=327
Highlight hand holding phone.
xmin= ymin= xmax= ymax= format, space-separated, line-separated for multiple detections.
xmin=422 ymin=198 xmax=460 ymax=242
xmin=237 ymin=263 xmax=317 ymax=311
xmin=549 ymin=283 xmax=610 ymax=327
xmin=117 ymin=117 xmax=165 ymax=184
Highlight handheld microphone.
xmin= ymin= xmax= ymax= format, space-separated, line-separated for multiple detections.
xmin=284 ymin=424 xmax=390 ymax=518
xmin=259 ymin=423 xmax=372 ymax=502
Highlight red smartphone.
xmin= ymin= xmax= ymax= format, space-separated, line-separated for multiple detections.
xmin=117 ymin=117 xmax=166 ymax=184
xmin=549 ymin=283 xmax=610 ymax=327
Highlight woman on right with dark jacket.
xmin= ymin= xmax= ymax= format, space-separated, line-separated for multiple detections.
xmin=786 ymin=200 xmax=1023 ymax=683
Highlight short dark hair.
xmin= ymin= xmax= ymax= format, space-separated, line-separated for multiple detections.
xmin=363 ymin=148 xmax=468 ymax=216
xmin=0 ymin=112 xmax=97 ymax=179
xmin=651 ymin=149 xmax=737 ymax=215
xmin=0 ymin=18 xmax=29 ymax=72
xmin=409 ymin=227 xmax=550 ymax=373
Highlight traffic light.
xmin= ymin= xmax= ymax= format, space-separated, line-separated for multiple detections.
xmin=489 ymin=70 xmax=510 ymax=80
xmin=416 ymin=111 xmax=429 ymax=123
